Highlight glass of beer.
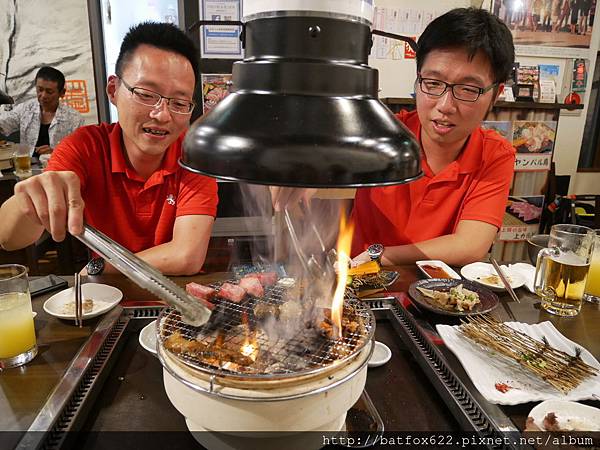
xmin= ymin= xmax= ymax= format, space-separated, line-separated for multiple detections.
xmin=13 ymin=144 xmax=32 ymax=178
xmin=534 ymin=224 xmax=595 ymax=317
xmin=0 ymin=264 xmax=38 ymax=368
xmin=583 ymin=230 xmax=600 ymax=304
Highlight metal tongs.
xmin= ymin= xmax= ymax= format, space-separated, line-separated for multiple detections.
xmin=75 ymin=224 xmax=212 ymax=327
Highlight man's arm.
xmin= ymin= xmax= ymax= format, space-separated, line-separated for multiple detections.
xmin=356 ymin=220 xmax=498 ymax=266
xmin=0 ymin=171 xmax=85 ymax=250
xmin=100 ymin=214 xmax=215 ymax=276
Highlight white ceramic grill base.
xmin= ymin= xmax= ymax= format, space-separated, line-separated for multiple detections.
xmin=162 ymin=342 xmax=371 ymax=436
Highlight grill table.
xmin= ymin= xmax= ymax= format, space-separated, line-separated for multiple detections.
xmin=2 ymin=268 xmax=600 ymax=449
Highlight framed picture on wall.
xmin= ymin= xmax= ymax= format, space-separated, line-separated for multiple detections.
xmin=491 ymin=0 xmax=595 ymax=57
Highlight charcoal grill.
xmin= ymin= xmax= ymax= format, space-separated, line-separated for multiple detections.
xmin=157 ymin=280 xmax=375 ymax=389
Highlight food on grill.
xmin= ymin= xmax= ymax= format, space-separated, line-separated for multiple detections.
xmin=239 ymin=276 xmax=264 ymax=298
xmin=348 ymin=260 xmax=380 ymax=276
xmin=316 ymin=305 xmax=364 ymax=341
xmin=219 ymin=282 xmax=246 ymax=303
xmin=246 ymin=271 xmax=278 ymax=286
xmin=186 ymin=282 xmax=216 ymax=301
xmin=416 ymin=284 xmax=480 ymax=311
xmin=253 ymin=302 xmax=280 ymax=320
xmin=164 ymin=330 xmax=255 ymax=367
xmin=164 ymin=331 xmax=210 ymax=355
xmin=421 ymin=264 xmax=452 ymax=279
xmin=185 ymin=282 xmax=216 ymax=310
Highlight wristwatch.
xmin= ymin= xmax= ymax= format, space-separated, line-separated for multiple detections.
xmin=367 ymin=244 xmax=384 ymax=263
xmin=86 ymin=257 xmax=105 ymax=276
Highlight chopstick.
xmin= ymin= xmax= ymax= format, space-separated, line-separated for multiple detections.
xmin=489 ymin=256 xmax=520 ymax=304
xmin=75 ymin=272 xmax=82 ymax=327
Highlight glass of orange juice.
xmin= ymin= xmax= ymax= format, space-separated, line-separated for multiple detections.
xmin=0 ymin=264 xmax=37 ymax=368
xmin=584 ymin=230 xmax=600 ymax=304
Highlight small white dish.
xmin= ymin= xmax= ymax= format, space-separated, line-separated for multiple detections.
xmin=368 ymin=341 xmax=392 ymax=368
xmin=139 ymin=320 xmax=158 ymax=355
xmin=416 ymin=260 xmax=461 ymax=279
xmin=529 ymin=400 xmax=600 ymax=431
xmin=43 ymin=283 xmax=122 ymax=320
xmin=461 ymin=262 xmax=525 ymax=292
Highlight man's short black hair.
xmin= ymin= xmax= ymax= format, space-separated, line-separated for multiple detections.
xmin=115 ymin=21 xmax=199 ymax=82
xmin=35 ymin=66 xmax=66 ymax=92
xmin=416 ymin=8 xmax=515 ymax=84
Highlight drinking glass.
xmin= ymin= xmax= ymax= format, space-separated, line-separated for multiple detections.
xmin=0 ymin=264 xmax=37 ymax=368
xmin=13 ymin=144 xmax=32 ymax=178
xmin=583 ymin=230 xmax=600 ymax=304
xmin=534 ymin=224 xmax=595 ymax=317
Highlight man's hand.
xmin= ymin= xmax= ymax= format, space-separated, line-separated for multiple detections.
xmin=36 ymin=145 xmax=52 ymax=155
xmin=269 ymin=187 xmax=317 ymax=212
xmin=12 ymin=171 xmax=84 ymax=242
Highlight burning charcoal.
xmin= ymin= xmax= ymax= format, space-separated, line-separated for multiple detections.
xmin=164 ymin=331 xmax=209 ymax=355
xmin=254 ymin=302 xmax=280 ymax=320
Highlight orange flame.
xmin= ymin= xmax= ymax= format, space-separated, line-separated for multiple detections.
xmin=240 ymin=312 xmax=259 ymax=361
xmin=331 ymin=211 xmax=354 ymax=339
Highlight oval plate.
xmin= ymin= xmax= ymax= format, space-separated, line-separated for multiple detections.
xmin=408 ymin=278 xmax=499 ymax=316
xmin=461 ymin=262 xmax=526 ymax=292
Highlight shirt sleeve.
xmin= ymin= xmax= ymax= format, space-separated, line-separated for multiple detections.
xmin=458 ymin=139 xmax=515 ymax=229
xmin=0 ymin=103 xmax=23 ymax=136
xmin=176 ymin=172 xmax=219 ymax=218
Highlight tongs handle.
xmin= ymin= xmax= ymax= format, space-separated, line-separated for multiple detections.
xmin=75 ymin=224 xmax=212 ymax=326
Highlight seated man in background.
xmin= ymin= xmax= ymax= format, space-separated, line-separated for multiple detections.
xmin=0 ymin=66 xmax=84 ymax=157
xmin=272 ymin=8 xmax=516 ymax=267
xmin=0 ymin=22 xmax=218 ymax=276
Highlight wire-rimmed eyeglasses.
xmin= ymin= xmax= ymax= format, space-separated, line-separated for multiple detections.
xmin=416 ymin=75 xmax=497 ymax=102
xmin=119 ymin=77 xmax=195 ymax=114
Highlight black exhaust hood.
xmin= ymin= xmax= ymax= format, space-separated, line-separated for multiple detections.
xmin=182 ymin=4 xmax=422 ymax=188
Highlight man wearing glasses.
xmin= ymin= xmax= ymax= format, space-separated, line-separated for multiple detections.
xmin=351 ymin=8 xmax=516 ymax=266
xmin=0 ymin=22 xmax=218 ymax=275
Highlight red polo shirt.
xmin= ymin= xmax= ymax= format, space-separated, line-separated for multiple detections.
xmin=351 ymin=110 xmax=515 ymax=257
xmin=47 ymin=123 xmax=218 ymax=253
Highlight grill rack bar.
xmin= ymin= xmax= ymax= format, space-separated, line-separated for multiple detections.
xmin=158 ymin=279 xmax=375 ymax=380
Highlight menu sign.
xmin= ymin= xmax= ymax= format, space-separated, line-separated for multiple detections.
xmin=499 ymin=196 xmax=544 ymax=242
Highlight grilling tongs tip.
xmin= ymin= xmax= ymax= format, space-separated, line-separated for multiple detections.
xmin=74 ymin=224 xmax=213 ymax=328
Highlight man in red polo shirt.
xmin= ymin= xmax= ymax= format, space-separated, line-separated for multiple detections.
xmin=0 ymin=23 xmax=218 ymax=275
xmin=349 ymin=8 xmax=516 ymax=266
xmin=272 ymin=8 xmax=516 ymax=267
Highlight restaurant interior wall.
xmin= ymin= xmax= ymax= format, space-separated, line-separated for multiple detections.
xmin=371 ymin=0 xmax=600 ymax=195
xmin=0 ymin=0 xmax=98 ymax=126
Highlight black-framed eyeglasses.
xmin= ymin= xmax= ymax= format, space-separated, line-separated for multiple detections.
xmin=416 ymin=75 xmax=497 ymax=102
xmin=119 ymin=77 xmax=195 ymax=114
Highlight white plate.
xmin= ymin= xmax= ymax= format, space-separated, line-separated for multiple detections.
xmin=43 ymin=283 xmax=122 ymax=320
xmin=368 ymin=341 xmax=392 ymax=368
xmin=460 ymin=262 xmax=525 ymax=291
xmin=139 ymin=320 xmax=158 ymax=355
xmin=529 ymin=400 xmax=600 ymax=431
xmin=437 ymin=321 xmax=600 ymax=405
xmin=416 ymin=260 xmax=461 ymax=279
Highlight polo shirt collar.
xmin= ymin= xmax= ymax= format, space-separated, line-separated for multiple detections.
xmin=413 ymin=116 xmax=483 ymax=181
xmin=109 ymin=124 xmax=182 ymax=182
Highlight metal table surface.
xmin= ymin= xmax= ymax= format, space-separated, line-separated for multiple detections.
xmin=1 ymin=267 xmax=600 ymax=447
